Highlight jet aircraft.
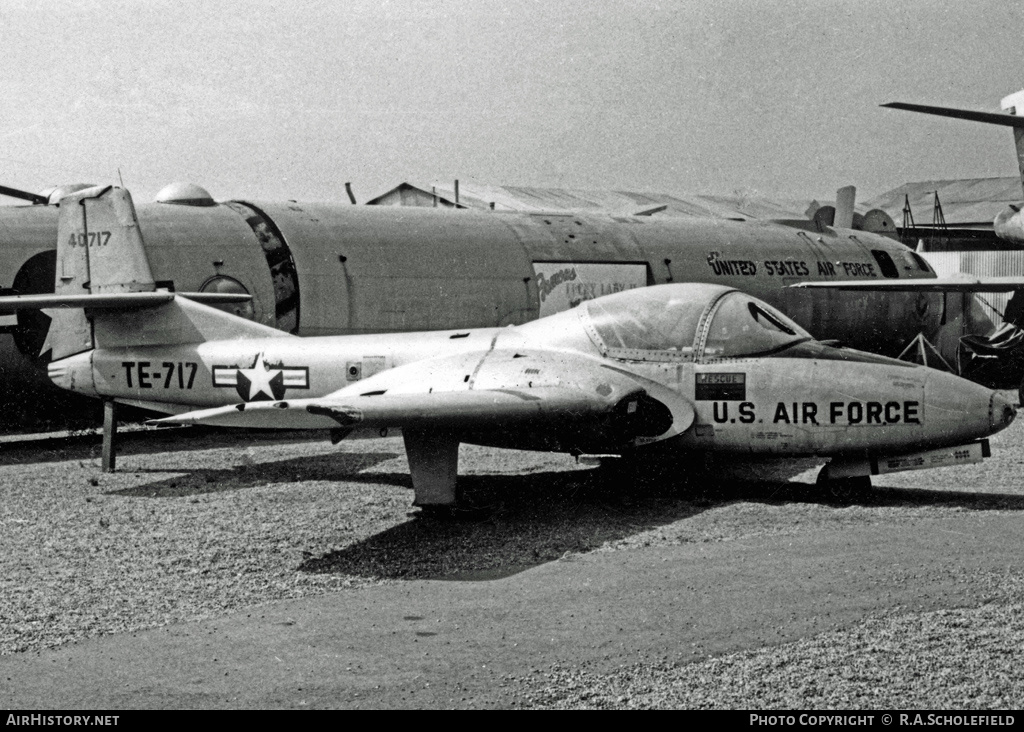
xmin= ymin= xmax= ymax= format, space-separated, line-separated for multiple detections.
xmin=875 ymin=92 xmax=1024 ymax=384
xmin=883 ymin=93 xmax=1024 ymax=245
xmin=0 ymin=174 xmax=1022 ymax=423
xmin=0 ymin=186 xmax=1013 ymax=506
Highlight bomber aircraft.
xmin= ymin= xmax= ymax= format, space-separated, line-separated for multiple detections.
xmin=1 ymin=175 xmax=1024 ymax=423
xmin=0 ymin=186 xmax=1014 ymax=507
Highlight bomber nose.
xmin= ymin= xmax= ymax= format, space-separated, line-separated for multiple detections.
xmin=991 ymin=390 xmax=1018 ymax=433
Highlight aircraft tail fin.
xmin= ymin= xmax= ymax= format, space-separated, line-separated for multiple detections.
xmin=56 ymin=185 xmax=157 ymax=296
xmin=38 ymin=185 xmax=154 ymax=358
xmin=833 ymin=185 xmax=856 ymax=229
xmin=0 ymin=185 xmax=279 ymax=359
xmin=883 ymin=98 xmax=1024 ymax=196
xmin=1000 ymin=91 xmax=1024 ymax=195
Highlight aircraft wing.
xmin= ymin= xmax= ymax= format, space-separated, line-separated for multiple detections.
xmin=0 ymin=291 xmax=250 ymax=312
xmin=789 ymin=276 xmax=1024 ymax=293
xmin=151 ymin=385 xmax=678 ymax=433
xmin=882 ymin=102 xmax=1024 ymax=129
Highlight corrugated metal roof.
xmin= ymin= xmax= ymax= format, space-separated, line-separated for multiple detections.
xmin=366 ymin=181 xmax=823 ymax=220
xmin=865 ymin=177 xmax=1023 ymax=227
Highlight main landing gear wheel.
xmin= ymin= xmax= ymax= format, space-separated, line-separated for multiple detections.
xmin=816 ymin=465 xmax=872 ymax=502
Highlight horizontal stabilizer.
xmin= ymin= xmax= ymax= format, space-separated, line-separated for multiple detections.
xmin=152 ymin=386 xmax=637 ymax=431
xmin=0 ymin=291 xmax=251 ymax=313
xmin=789 ymin=276 xmax=1024 ymax=293
xmin=0 ymin=183 xmax=49 ymax=205
xmin=882 ymin=102 xmax=1024 ymax=129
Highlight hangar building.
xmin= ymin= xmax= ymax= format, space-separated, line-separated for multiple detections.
xmin=365 ymin=180 xmax=821 ymax=220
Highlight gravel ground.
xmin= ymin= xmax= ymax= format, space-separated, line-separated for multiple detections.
xmin=4 ymin=419 xmax=1024 ymax=708
xmin=508 ymin=596 xmax=1024 ymax=709
xmin=0 ymin=426 xmax=723 ymax=655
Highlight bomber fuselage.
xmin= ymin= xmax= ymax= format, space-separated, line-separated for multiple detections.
xmin=0 ymin=201 xmax=981 ymax=401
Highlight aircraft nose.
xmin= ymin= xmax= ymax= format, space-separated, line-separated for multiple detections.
xmin=991 ymin=390 xmax=1017 ymax=433
xmin=923 ymin=370 xmax=1014 ymax=444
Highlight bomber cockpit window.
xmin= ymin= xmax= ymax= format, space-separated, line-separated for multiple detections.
xmin=897 ymin=249 xmax=932 ymax=273
xmin=701 ymin=292 xmax=811 ymax=358
xmin=909 ymin=251 xmax=932 ymax=272
xmin=585 ymin=285 xmax=722 ymax=358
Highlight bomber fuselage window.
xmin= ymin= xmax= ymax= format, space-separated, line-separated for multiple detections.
xmin=871 ymin=250 xmax=900 ymax=279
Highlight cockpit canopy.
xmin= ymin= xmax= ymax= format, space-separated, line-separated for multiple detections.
xmin=583 ymin=283 xmax=811 ymax=361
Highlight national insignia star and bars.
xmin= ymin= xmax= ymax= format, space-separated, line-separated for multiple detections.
xmin=212 ymin=353 xmax=309 ymax=401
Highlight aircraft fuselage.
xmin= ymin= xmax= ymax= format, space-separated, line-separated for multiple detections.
xmin=0 ymin=200 xmax=979 ymax=408
xmin=51 ymin=298 xmax=1007 ymax=461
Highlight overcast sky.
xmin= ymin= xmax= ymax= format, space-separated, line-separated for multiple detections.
xmin=2 ymin=0 xmax=1023 ymax=206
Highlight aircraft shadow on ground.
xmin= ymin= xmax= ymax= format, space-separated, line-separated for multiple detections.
xmin=64 ymin=438 xmax=1024 ymax=579
xmin=0 ymin=426 xmax=330 ymax=467
xmin=726 ymin=477 xmax=1024 ymax=510
xmin=692 ymin=455 xmax=1024 ymax=511
xmin=299 ymin=464 xmax=715 ymax=582
xmin=105 ymin=451 xmax=402 ymax=497
xmin=299 ymin=456 xmax=1024 ymax=583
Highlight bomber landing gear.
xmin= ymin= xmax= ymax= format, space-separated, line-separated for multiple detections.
xmin=816 ymin=464 xmax=872 ymax=502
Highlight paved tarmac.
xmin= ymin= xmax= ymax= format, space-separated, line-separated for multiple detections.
xmin=3 ymin=510 xmax=1020 ymax=709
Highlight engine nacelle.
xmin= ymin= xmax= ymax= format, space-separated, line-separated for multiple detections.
xmin=994 ymin=204 xmax=1024 ymax=244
